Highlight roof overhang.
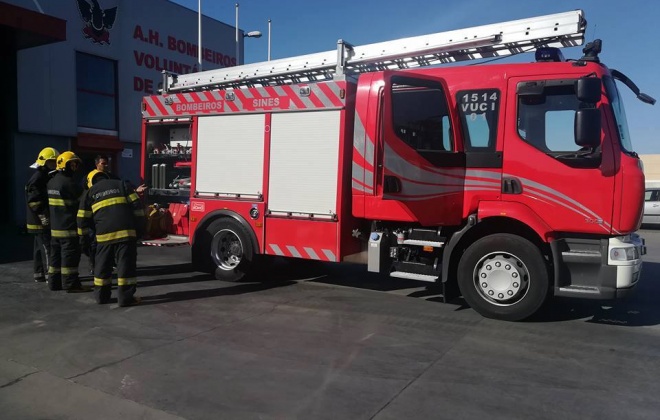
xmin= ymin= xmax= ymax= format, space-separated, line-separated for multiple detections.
xmin=0 ymin=2 xmax=66 ymax=50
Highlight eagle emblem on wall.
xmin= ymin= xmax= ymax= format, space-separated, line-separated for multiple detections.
xmin=76 ymin=0 xmax=118 ymax=45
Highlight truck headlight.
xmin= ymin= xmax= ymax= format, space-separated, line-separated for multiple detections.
xmin=610 ymin=247 xmax=638 ymax=261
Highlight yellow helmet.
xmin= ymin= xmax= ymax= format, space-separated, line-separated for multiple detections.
xmin=56 ymin=151 xmax=81 ymax=171
xmin=30 ymin=147 xmax=59 ymax=168
xmin=86 ymin=169 xmax=109 ymax=188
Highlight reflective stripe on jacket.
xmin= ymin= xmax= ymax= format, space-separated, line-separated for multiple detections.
xmin=47 ymin=171 xmax=82 ymax=234
xmin=78 ymin=179 xmax=145 ymax=245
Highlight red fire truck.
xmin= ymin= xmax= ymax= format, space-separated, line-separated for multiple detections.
xmin=141 ymin=10 xmax=653 ymax=321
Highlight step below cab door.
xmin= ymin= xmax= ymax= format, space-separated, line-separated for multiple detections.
xmin=361 ymin=71 xmax=465 ymax=226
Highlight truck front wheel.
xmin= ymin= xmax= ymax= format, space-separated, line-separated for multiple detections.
xmin=208 ymin=218 xmax=255 ymax=282
xmin=457 ymin=234 xmax=549 ymax=321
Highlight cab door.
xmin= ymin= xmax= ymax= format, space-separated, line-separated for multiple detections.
xmin=364 ymin=71 xmax=465 ymax=226
xmin=503 ymin=76 xmax=615 ymax=234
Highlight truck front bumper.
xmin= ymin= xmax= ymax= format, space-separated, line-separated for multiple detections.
xmin=551 ymin=234 xmax=645 ymax=299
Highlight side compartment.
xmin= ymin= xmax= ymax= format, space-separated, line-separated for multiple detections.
xmin=144 ymin=122 xmax=193 ymax=204
xmin=196 ymin=114 xmax=266 ymax=199
xmin=267 ymin=111 xmax=341 ymax=217
xmin=142 ymin=121 xmax=192 ymax=244
xmin=265 ymin=110 xmax=342 ymax=259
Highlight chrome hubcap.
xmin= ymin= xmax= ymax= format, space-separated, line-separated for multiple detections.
xmin=212 ymin=229 xmax=243 ymax=271
xmin=474 ymin=252 xmax=529 ymax=306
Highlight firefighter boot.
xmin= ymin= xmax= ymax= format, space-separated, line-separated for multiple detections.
xmin=116 ymin=241 xmax=139 ymax=307
xmin=67 ymin=282 xmax=93 ymax=293
xmin=117 ymin=284 xmax=139 ymax=307
xmin=94 ymin=283 xmax=112 ymax=304
xmin=48 ymin=239 xmax=62 ymax=290
xmin=63 ymin=270 xmax=91 ymax=293
xmin=94 ymin=244 xmax=114 ymax=303
xmin=47 ymin=268 xmax=62 ymax=291
xmin=33 ymin=234 xmax=49 ymax=282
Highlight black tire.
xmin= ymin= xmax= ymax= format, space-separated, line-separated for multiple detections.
xmin=207 ymin=218 xmax=255 ymax=282
xmin=457 ymin=234 xmax=549 ymax=321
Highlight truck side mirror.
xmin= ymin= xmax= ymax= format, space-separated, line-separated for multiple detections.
xmin=574 ymin=108 xmax=601 ymax=148
xmin=575 ymin=78 xmax=601 ymax=103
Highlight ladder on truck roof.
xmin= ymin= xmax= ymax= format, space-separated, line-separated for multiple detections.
xmin=163 ymin=10 xmax=586 ymax=93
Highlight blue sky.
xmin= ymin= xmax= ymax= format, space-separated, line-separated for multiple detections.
xmin=171 ymin=0 xmax=659 ymax=154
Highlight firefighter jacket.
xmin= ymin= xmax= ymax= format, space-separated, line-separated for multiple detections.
xmin=25 ymin=167 xmax=52 ymax=234
xmin=47 ymin=171 xmax=83 ymax=239
xmin=78 ymin=179 xmax=146 ymax=245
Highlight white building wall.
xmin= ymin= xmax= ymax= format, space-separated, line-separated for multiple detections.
xmin=7 ymin=0 xmax=240 ymax=224
xmin=15 ymin=0 xmax=238 ymax=144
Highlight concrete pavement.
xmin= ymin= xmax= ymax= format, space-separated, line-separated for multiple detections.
xmin=2 ymin=232 xmax=660 ymax=419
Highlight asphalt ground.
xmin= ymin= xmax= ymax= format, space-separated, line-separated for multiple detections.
xmin=1 ymin=229 xmax=660 ymax=419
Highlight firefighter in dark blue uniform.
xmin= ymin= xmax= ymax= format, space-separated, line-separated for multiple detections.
xmin=25 ymin=147 xmax=59 ymax=282
xmin=47 ymin=151 xmax=88 ymax=292
xmin=78 ymin=170 xmax=145 ymax=306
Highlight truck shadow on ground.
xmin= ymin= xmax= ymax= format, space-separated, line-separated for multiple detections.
xmin=132 ymin=259 xmax=317 ymax=305
xmin=130 ymin=258 xmax=660 ymax=326
xmin=137 ymin=263 xmax=196 ymax=277
xmin=131 ymin=258 xmax=412 ymax=306
xmin=527 ymin=298 xmax=660 ymax=326
xmin=302 ymin=260 xmax=660 ymax=327
xmin=524 ymin=261 xmax=660 ymax=326
xmin=137 ymin=280 xmax=297 ymax=306
xmin=137 ymin=273 xmax=216 ymax=288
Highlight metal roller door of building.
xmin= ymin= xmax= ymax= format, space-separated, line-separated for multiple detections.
xmin=196 ymin=114 xmax=265 ymax=197
xmin=268 ymin=111 xmax=340 ymax=216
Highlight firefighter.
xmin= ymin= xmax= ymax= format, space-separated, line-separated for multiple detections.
xmin=78 ymin=169 xmax=145 ymax=306
xmin=86 ymin=155 xmax=117 ymax=274
xmin=95 ymin=154 xmax=109 ymax=173
xmin=96 ymin=154 xmax=147 ymax=195
xmin=25 ymin=147 xmax=59 ymax=282
xmin=86 ymin=155 xmax=146 ymax=274
xmin=47 ymin=151 xmax=89 ymax=292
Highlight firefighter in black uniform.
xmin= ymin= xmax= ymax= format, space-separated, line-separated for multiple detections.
xmin=47 ymin=151 xmax=88 ymax=292
xmin=86 ymin=154 xmax=120 ymax=275
xmin=78 ymin=170 xmax=145 ymax=306
xmin=25 ymin=147 xmax=59 ymax=282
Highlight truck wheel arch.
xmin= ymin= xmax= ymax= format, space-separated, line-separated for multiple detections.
xmin=191 ymin=210 xmax=260 ymax=272
xmin=477 ymin=201 xmax=553 ymax=240
xmin=443 ymin=204 xmax=553 ymax=288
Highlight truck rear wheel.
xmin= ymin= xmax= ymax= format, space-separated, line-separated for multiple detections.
xmin=208 ymin=218 xmax=255 ymax=282
xmin=457 ymin=233 xmax=549 ymax=321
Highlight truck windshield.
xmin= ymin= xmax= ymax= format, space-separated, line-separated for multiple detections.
xmin=604 ymin=76 xmax=634 ymax=153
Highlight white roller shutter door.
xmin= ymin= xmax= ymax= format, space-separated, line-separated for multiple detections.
xmin=196 ymin=114 xmax=264 ymax=196
xmin=268 ymin=111 xmax=341 ymax=215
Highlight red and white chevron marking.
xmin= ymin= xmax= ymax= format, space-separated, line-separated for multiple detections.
xmin=266 ymin=244 xmax=337 ymax=262
xmin=143 ymin=81 xmax=345 ymax=118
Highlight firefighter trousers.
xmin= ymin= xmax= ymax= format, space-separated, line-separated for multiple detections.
xmin=87 ymin=232 xmax=97 ymax=273
xmin=49 ymin=237 xmax=81 ymax=291
xmin=32 ymin=231 xmax=50 ymax=281
xmin=94 ymin=240 xmax=138 ymax=306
